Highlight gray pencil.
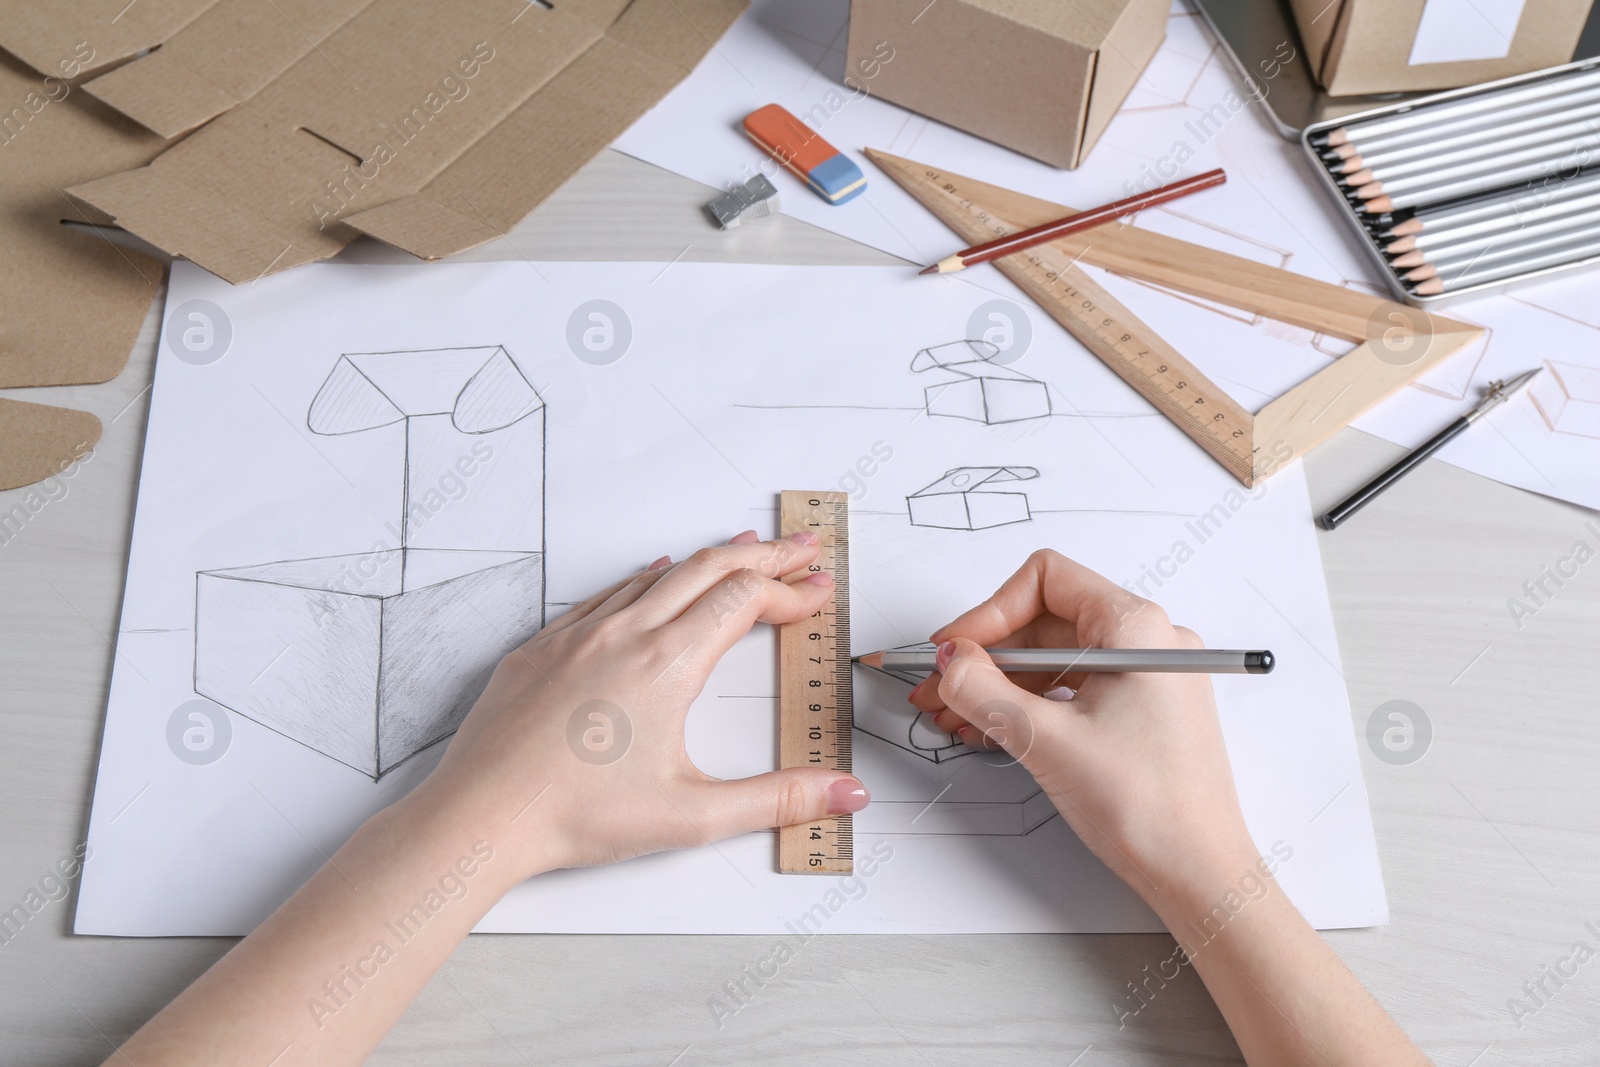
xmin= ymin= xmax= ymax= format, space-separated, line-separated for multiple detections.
xmin=1351 ymin=121 xmax=1600 ymax=187
xmin=1411 ymin=232 xmax=1600 ymax=294
xmin=1319 ymin=66 xmax=1600 ymax=147
xmin=1411 ymin=215 xmax=1600 ymax=276
xmin=1366 ymin=148 xmax=1600 ymax=214
xmin=856 ymin=647 xmax=1275 ymax=675
xmin=1384 ymin=168 xmax=1600 ymax=237
xmin=1390 ymin=188 xmax=1600 ymax=251
xmin=1333 ymin=84 xmax=1600 ymax=157
xmin=1344 ymin=107 xmax=1600 ymax=173
xmin=1362 ymin=133 xmax=1600 ymax=199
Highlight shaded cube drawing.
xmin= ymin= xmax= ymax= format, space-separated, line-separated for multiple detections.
xmin=1530 ymin=360 xmax=1600 ymax=439
xmin=196 ymin=550 xmax=542 ymax=777
xmin=194 ymin=346 xmax=546 ymax=779
xmin=908 ymin=466 xmax=1039 ymax=530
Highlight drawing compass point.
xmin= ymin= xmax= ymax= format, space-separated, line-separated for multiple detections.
xmin=1468 ymin=367 xmax=1542 ymax=421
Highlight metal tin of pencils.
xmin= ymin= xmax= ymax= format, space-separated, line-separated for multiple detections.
xmin=1301 ymin=58 xmax=1600 ymax=308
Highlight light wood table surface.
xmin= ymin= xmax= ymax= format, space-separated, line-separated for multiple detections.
xmin=2 ymin=151 xmax=1596 ymax=1066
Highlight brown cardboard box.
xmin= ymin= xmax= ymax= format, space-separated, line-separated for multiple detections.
xmin=1290 ymin=0 xmax=1592 ymax=96
xmin=81 ymin=0 xmax=377 ymax=139
xmin=845 ymin=0 xmax=1169 ymax=169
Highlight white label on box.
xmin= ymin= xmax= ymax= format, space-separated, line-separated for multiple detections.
xmin=1409 ymin=0 xmax=1528 ymax=65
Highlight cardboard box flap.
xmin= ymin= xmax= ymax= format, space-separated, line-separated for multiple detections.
xmin=81 ymin=0 xmax=376 ymax=139
xmin=267 ymin=6 xmax=602 ymax=166
xmin=0 ymin=397 xmax=102 ymax=492
xmin=346 ymin=0 xmax=742 ymax=261
xmin=0 ymin=53 xmax=166 ymax=391
xmin=309 ymin=347 xmax=543 ymax=434
xmin=1287 ymin=0 xmax=1346 ymax=81
xmin=1078 ymin=0 xmax=1169 ymax=164
xmin=603 ymin=0 xmax=744 ymax=67
xmin=68 ymin=0 xmax=744 ymax=283
xmin=965 ymin=0 xmax=1130 ymax=48
xmin=65 ymin=123 xmax=355 ymax=281
xmin=0 ymin=0 xmax=218 ymax=81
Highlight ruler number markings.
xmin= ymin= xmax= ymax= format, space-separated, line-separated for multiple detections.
xmin=778 ymin=492 xmax=853 ymax=874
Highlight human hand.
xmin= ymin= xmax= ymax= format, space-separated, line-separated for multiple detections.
xmin=908 ymin=550 xmax=1257 ymax=906
xmin=407 ymin=530 xmax=870 ymax=887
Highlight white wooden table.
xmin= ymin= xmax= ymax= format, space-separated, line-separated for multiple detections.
xmin=2 ymin=152 xmax=1596 ymax=1066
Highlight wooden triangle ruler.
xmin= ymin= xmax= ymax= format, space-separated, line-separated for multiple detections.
xmin=867 ymin=150 xmax=1485 ymax=487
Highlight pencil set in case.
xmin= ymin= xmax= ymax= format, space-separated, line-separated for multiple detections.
xmin=1302 ymin=58 xmax=1600 ymax=307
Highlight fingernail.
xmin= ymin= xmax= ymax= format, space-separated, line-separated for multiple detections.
xmin=906 ymin=680 xmax=923 ymax=703
xmin=804 ymin=571 xmax=833 ymax=586
xmin=728 ymin=530 xmax=760 ymax=545
xmin=827 ymin=779 xmax=870 ymax=815
xmin=789 ymin=530 xmax=819 ymax=545
xmin=648 ymin=555 xmax=672 ymax=570
xmin=935 ymin=640 xmax=957 ymax=673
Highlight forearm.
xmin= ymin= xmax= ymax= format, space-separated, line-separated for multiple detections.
xmin=110 ymin=791 xmax=535 ymax=1067
xmin=1147 ymin=855 xmax=1428 ymax=1066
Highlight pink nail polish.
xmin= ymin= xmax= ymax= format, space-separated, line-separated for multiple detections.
xmin=906 ymin=680 xmax=923 ymax=703
xmin=647 ymin=555 xmax=672 ymax=570
xmin=826 ymin=779 xmax=870 ymax=815
xmin=935 ymin=640 xmax=957 ymax=673
xmin=805 ymin=571 xmax=833 ymax=586
xmin=728 ymin=529 xmax=760 ymax=545
xmin=789 ymin=531 xmax=819 ymax=545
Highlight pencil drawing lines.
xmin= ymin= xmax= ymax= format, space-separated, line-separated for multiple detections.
xmin=1116 ymin=209 xmax=1293 ymax=327
xmin=194 ymin=347 xmax=547 ymax=780
xmin=1530 ymin=360 xmax=1600 ymax=439
xmin=1507 ymin=288 xmax=1600 ymax=332
xmin=908 ymin=466 xmax=1038 ymax=531
xmin=913 ymin=339 xmax=1052 ymax=425
xmin=1118 ymin=14 xmax=1219 ymax=115
xmin=864 ymin=795 xmax=1059 ymax=836
xmin=852 ymin=653 xmax=1058 ymax=836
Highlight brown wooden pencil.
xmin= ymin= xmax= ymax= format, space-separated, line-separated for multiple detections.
xmin=918 ymin=168 xmax=1227 ymax=275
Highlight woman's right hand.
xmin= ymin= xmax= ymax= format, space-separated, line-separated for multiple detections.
xmin=908 ymin=549 xmax=1262 ymax=907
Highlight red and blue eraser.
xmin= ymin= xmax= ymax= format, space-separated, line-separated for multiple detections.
xmin=742 ymin=103 xmax=866 ymax=205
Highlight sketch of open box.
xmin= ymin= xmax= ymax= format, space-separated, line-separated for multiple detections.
xmin=194 ymin=347 xmax=545 ymax=779
xmin=853 ymin=656 xmax=1057 ymax=836
xmin=908 ymin=465 xmax=1039 ymax=531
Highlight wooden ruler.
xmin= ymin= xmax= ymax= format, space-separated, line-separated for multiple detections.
xmin=870 ymin=152 xmax=1257 ymax=482
xmin=777 ymin=490 xmax=853 ymax=875
xmin=866 ymin=149 xmax=1483 ymax=487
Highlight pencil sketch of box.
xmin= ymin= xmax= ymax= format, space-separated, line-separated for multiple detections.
xmin=194 ymin=347 xmax=546 ymax=779
xmin=1530 ymin=360 xmax=1600 ymax=439
xmin=908 ymin=466 xmax=1039 ymax=531
xmin=852 ymin=658 xmax=1057 ymax=836
xmin=913 ymin=339 xmax=1051 ymax=424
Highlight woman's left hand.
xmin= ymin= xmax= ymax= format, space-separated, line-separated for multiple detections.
xmin=409 ymin=530 xmax=870 ymax=886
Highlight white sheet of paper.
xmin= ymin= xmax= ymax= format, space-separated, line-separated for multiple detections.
xmin=78 ymin=259 xmax=1385 ymax=936
xmin=1409 ymin=0 xmax=1526 ymax=65
xmin=612 ymin=0 xmax=1600 ymax=512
